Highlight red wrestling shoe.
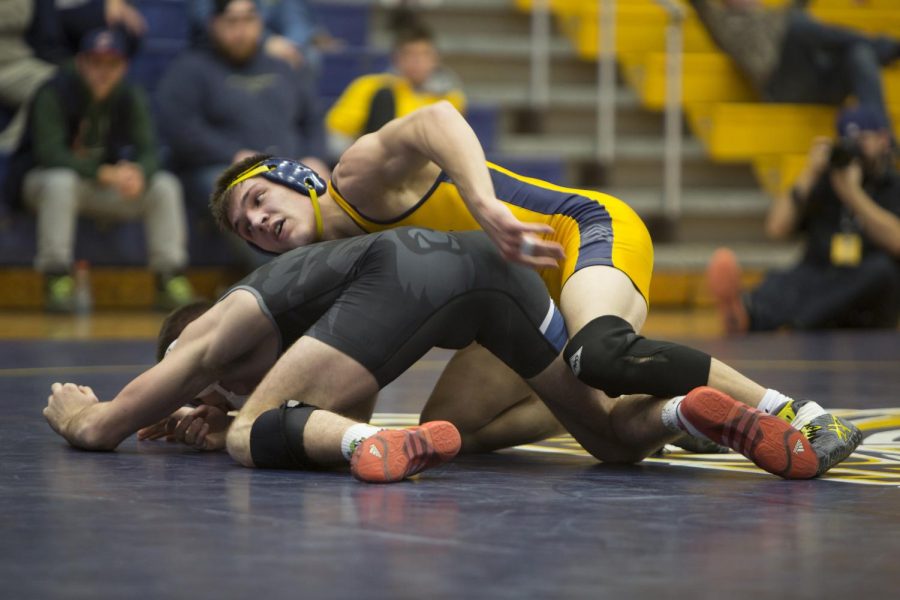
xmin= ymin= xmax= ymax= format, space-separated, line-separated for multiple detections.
xmin=350 ymin=421 xmax=461 ymax=483
xmin=679 ymin=387 xmax=819 ymax=479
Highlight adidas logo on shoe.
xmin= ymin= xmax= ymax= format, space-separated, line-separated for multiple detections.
xmin=794 ymin=440 xmax=805 ymax=454
xmin=368 ymin=445 xmax=382 ymax=458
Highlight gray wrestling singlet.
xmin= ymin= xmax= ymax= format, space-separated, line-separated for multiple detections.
xmin=223 ymin=228 xmax=568 ymax=386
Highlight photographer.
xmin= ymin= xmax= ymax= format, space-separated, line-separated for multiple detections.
xmin=708 ymin=106 xmax=900 ymax=333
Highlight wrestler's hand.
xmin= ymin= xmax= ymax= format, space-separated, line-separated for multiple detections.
xmin=473 ymin=199 xmax=565 ymax=269
xmin=137 ymin=406 xmax=194 ymax=441
xmin=171 ymin=404 xmax=231 ymax=451
xmin=43 ymin=383 xmax=100 ymax=444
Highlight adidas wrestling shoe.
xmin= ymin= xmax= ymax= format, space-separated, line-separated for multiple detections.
xmin=773 ymin=399 xmax=863 ymax=476
xmin=679 ymin=387 xmax=819 ymax=479
xmin=350 ymin=421 xmax=462 ymax=483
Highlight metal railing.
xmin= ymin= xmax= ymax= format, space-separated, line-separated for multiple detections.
xmin=655 ymin=0 xmax=685 ymax=219
xmin=597 ymin=0 xmax=616 ymax=164
xmin=529 ymin=0 xmax=685 ymax=219
xmin=530 ymin=0 xmax=551 ymax=112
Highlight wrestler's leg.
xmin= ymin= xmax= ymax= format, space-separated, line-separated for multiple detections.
xmin=560 ymin=265 xmax=767 ymax=404
xmin=420 ymin=344 xmax=565 ymax=453
xmin=226 ymin=337 xmax=381 ymax=467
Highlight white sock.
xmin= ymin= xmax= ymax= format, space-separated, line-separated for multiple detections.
xmin=758 ymin=389 xmax=792 ymax=415
xmin=340 ymin=423 xmax=382 ymax=461
xmin=661 ymin=396 xmax=686 ymax=433
xmin=661 ymin=396 xmax=713 ymax=441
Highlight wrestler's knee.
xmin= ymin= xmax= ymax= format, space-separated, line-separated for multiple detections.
xmin=563 ymin=315 xmax=710 ymax=398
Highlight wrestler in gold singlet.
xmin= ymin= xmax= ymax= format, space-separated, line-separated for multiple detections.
xmin=328 ymin=162 xmax=654 ymax=305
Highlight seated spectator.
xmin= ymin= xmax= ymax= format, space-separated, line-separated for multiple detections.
xmin=325 ymin=19 xmax=465 ymax=157
xmin=188 ymin=0 xmax=339 ymax=71
xmin=15 ymin=28 xmax=194 ymax=312
xmin=0 ymin=0 xmax=57 ymax=151
xmin=156 ymin=0 xmax=326 ymax=269
xmin=690 ymin=0 xmax=900 ymax=130
xmin=28 ymin=0 xmax=146 ymax=65
xmin=708 ymin=106 xmax=900 ymax=333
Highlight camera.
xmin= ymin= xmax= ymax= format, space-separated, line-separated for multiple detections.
xmin=828 ymin=137 xmax=862 ymax=169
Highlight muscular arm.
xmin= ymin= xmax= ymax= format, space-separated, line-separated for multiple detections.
xmin=44 ymin=292 xmax=274 ymax=450
xmin=335 ymin=101 xmax=487 ymax=203
xmin=334 ymin=102 xmax=564 ymax=268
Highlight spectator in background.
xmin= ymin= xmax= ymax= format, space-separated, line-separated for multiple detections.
xmin=27 ymin=0 xmax=146 ymax=65
xmin=325 ymin=16 xmax=465 ymax=157
xmin=188 ymin=0 xmax=340 ymax=71
xmin=708 ymin=106 xmax=900 ymax=333
xmin=0 ymin=0 xmax=57 ymax=151
xmin=17 ymin=28 xmax=194 ymax=312
xmin=690 ymin=0 xmax=900 ymax=131
xmin=156 ymin=0 xmax=325 ymax=270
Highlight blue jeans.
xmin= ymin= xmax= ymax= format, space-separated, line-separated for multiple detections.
xmin=746 ymin=253 xmax=900 ymax=330
xmin=765 ymin=10 xmax=898 ymax=129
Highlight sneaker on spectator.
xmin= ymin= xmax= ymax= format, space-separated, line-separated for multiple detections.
xmin=707 ymin=247 xmax=750 ymax=334
xmin=156 ymin=275 xmax=196 ymax=311
xmin=45 ymin=274 xmax=75 ymax=313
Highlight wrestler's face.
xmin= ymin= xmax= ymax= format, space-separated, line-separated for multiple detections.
xmin=227 ymin=177 xmax=315 ymax=253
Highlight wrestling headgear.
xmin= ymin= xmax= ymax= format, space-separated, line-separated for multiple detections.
xmin=226 ymin=158 xmax=328 ymax=243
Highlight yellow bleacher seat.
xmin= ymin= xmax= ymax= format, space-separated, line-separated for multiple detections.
xmin=686 ymin=103 xmax=900 ymax=162
xmin=621 ymin=52 xmax=756 ymax=110
xmin=624 ymin=53 xmax=900 ymax=112
xmin=515 ymin=0 xmax=900 ymax=200
xmin=686 ymin=104 xmax=835 ymax=162
xmin=753 ymin=153 xmax=811 ymax=197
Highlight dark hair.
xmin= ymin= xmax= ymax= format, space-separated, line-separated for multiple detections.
xmin=213 ymin=0 xmax=258 ymax=16
xmin=208 ymin=153 xmax=273 ymax=232
xmin=156 ymin=301 xmax=214 ymax=362
xmin=389 ymin=9 xmax=434 ymax=50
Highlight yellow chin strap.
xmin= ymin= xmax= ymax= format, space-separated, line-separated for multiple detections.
xmin=307 ymin=184 xmax=324 ymax=242
xmin=227 ymin=161 xmax=324 ymax=243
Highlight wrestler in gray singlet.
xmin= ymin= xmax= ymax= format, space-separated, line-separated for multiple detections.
xmin=222 ymin=227 xmax=568 ymax=386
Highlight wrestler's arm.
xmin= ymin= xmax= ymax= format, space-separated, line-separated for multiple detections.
xmin=335 ymin=102 xmax=564 ymax=268
xmin=43 ymin=292 xmax=272 ymax=451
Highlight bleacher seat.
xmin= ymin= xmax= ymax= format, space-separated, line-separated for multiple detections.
xmin=466 ymin=105 xmax=499 ymax=153
xmin=487 ymin=155 xmax=566 ymax=186
xmin=129 ymin=0 xmax=188 ymax=92
xmin=318 ymin=48 xmax=390 ymax=103
xmin=516 ymin=0 xmax=900 ymax=195
xmin=312 ymin=2 xmax=370 ymax=48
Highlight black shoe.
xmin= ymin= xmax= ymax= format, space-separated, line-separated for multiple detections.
xmin=800 ymin=413 xmax=863 ymax=476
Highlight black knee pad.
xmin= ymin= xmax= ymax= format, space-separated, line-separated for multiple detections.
xmin=563 ymin=315 xmax=711 ymax=398
xmin=249 ymin=401 xmax=320 ymax=469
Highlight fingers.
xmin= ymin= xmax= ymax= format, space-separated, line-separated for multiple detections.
xmin=137 ymin=421 xmax=167 ymax=441
xmin=195 ymin=422 xmax=211 ymax=450
xmin=173 ymin=409 xmax=208 ymax=448
xmin=501 ymin=235 xmax=565 ymax=270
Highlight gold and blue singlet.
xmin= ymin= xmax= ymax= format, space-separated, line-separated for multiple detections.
xmin=329 ymin=162 xmax=654 ymax=304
